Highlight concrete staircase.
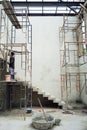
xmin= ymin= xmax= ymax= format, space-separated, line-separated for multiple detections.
xmin=32 ymin=86 xmax=60 ymax=108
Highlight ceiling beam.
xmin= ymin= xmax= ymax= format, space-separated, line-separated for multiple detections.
xmin=10 ymin=1 xmax=84 ymax=7
xmin=0 ymin=1 xmax=84 ymax=16
xmin=15 ymin=13 xmax=77 ymax=16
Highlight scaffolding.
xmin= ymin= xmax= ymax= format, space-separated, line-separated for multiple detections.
xmin=0 ymin=1 xmax=32 ymax=110
xmin=59 ymin=14 xmax=87 ymax=109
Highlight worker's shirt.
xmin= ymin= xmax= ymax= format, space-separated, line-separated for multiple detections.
xmin=9 ymin=56 xmax=15 ymax=69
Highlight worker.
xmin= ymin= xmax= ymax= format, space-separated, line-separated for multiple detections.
xmin=8 ymin=51 xmax=15 ymax=80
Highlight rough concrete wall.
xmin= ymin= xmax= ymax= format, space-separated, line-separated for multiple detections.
xmin=29 ymin=17 xmax=62 ymax=101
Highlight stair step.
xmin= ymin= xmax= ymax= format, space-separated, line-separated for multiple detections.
xmin=32 ymin=87 xmax=60 ymax=108
xmin=53 ymin=99 xmax=60 ymax=103
xmin=38 ymin=90 xmax=45 ymax=95
xmin=48 ymin=95 xmax=55 ymax=100
xmin=43 ymin=93 xmax=50 ymax=97
xmin=33 ymin=87 xmax=39 ymax=92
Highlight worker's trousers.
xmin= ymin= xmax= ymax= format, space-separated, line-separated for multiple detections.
xmin=9 ymin=67 xmax=14 ymax=79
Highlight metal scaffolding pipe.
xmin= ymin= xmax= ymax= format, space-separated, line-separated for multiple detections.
xmin=2 ymin=0 xmax=21 ymax=29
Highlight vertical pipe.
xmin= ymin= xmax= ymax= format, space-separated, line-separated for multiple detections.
xmin=30 ymin=24 xmax=32 ymax=108
xmin=64 ymin=16 xmax=68 ymax=110
xmin=84 ymin=10 xmax=87 ymax=46
xmin=0 ymin=6 xmax=2 ymax=47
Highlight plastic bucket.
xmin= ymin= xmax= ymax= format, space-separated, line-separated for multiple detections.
xmin=5 ymin=75 xmax=11 ymax=81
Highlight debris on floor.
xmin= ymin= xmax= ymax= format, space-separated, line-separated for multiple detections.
xmin=54 ymin=118 xmax=61 ymax=126
xmin=62 ymin=110 xmax=74 ymax=114
xmin=46 ymin=109 xmax=58 ymax=113
xmin=82 ymin=110 xmax=87 ymax=114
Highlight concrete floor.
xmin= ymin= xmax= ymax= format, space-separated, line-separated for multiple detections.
xmin=0 ymin=106 xmax=87 ymax=130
